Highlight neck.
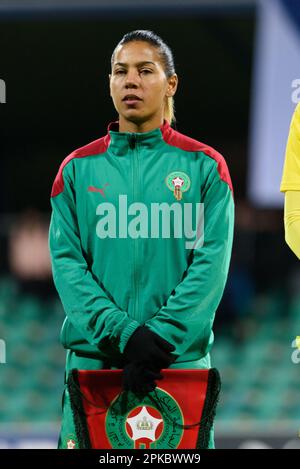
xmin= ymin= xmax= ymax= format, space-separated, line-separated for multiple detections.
xmin=118 ymin=114 xmax=164 ymax=133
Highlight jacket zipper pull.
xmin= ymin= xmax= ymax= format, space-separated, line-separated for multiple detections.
xmin=129 ymin=134 xmax=136 ymax=149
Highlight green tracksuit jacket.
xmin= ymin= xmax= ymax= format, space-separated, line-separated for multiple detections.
xmin=48 ymin=119 xmax=234 ymax=369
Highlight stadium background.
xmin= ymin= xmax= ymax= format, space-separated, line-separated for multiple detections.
xmin=0 ymin=0 xmax=300 ymax=449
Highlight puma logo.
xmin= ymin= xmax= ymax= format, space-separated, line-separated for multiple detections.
xmin=88 ymin=183 xmax=109 ymax=197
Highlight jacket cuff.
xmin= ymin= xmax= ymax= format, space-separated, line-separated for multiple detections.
xmin=118 ymin=319 xmax=141 ymax=354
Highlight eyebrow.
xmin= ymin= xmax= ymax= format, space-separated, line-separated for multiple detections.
xmin=113 ymin=61 xmax=156 ymax=68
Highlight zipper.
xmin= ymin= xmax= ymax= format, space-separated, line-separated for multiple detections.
xmin=129 ymin=134 xmax=139 ymax=323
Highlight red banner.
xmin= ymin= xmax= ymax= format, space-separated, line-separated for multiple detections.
xmin=67 ymin=368 xmax=220 ymax=449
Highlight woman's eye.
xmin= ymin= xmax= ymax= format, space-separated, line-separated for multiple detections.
xmin=115 ymin=70 xmax=126 ymax=74
xmin=140 ymin=69 xmax=151 ymax=74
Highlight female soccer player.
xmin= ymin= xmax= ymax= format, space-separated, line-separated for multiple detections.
xmin=49 ymin=29 xmax=234 ymax=449
xmin=280 ymin=102 xmax=300 ymax=258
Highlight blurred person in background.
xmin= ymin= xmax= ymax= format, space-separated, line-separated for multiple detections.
xmin=48 ymin=29 xmax=234 ymax=449
xmin=280 ymin=102 xmax=300 ymax=258
xmin=9 ymin=209 xmax=54 ymax=299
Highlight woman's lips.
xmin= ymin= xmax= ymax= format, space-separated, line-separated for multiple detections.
xmin=123 ymin=98 xmax=141 ymax=105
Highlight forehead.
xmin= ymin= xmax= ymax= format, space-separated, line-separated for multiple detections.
xmin=113 ymin=41 xmax=161 ymax=67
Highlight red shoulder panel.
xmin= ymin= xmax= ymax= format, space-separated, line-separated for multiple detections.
xmin=162 ymin=127 xmax=233 ymax=193
xmin=50 ymin=134 xmax=110 ymax=197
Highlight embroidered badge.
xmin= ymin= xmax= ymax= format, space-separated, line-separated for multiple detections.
xmin=65 ymin=434 xmax=77 ymax=449
xmin=165 ymin=171 xmax=191 ymax=200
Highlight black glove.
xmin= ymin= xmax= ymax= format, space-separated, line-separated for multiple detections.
xmin=122 ymin=361 xmax=163 ymax=394
xmin=123 ymin=325 xmax=176 ymax=371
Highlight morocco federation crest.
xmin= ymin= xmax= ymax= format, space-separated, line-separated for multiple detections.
xmin=165 ymin=171 xmax=191 ymax=200
xmin=106 ymin=387 xmax=184 ymax=449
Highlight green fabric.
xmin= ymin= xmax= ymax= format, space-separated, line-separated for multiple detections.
xmin=58 ymin=350 xmax=215 ymax=449
xmin=48 ymin=121 xmax=234 ymax=366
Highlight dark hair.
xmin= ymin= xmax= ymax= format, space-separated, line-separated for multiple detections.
xmin=111 ymin=30 xmax=176 ymax=125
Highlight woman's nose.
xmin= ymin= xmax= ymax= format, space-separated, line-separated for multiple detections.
xmin=125 ymin=69 xmax=140 ymax=86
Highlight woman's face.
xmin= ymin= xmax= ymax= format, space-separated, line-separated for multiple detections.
xmin=109 ymin=41 xmax=177 ymax=125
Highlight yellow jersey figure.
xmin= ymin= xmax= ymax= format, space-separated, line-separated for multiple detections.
xmin=280 ymin=102 xmax=300 ymax=258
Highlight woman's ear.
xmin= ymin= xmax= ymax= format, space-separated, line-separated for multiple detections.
xmin=167 ymin=73 xmax=178 ymax=97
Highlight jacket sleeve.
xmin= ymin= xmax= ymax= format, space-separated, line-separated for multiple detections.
xmin=284 ymin=190 xmax=300 ymax=259
xmin=280 ymin=102 xmax=300 ymax=192
xmin=48 ymin=162 xmax=140 ymax=354
xmin=144 ymin=162 xmax=235 ymax=357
